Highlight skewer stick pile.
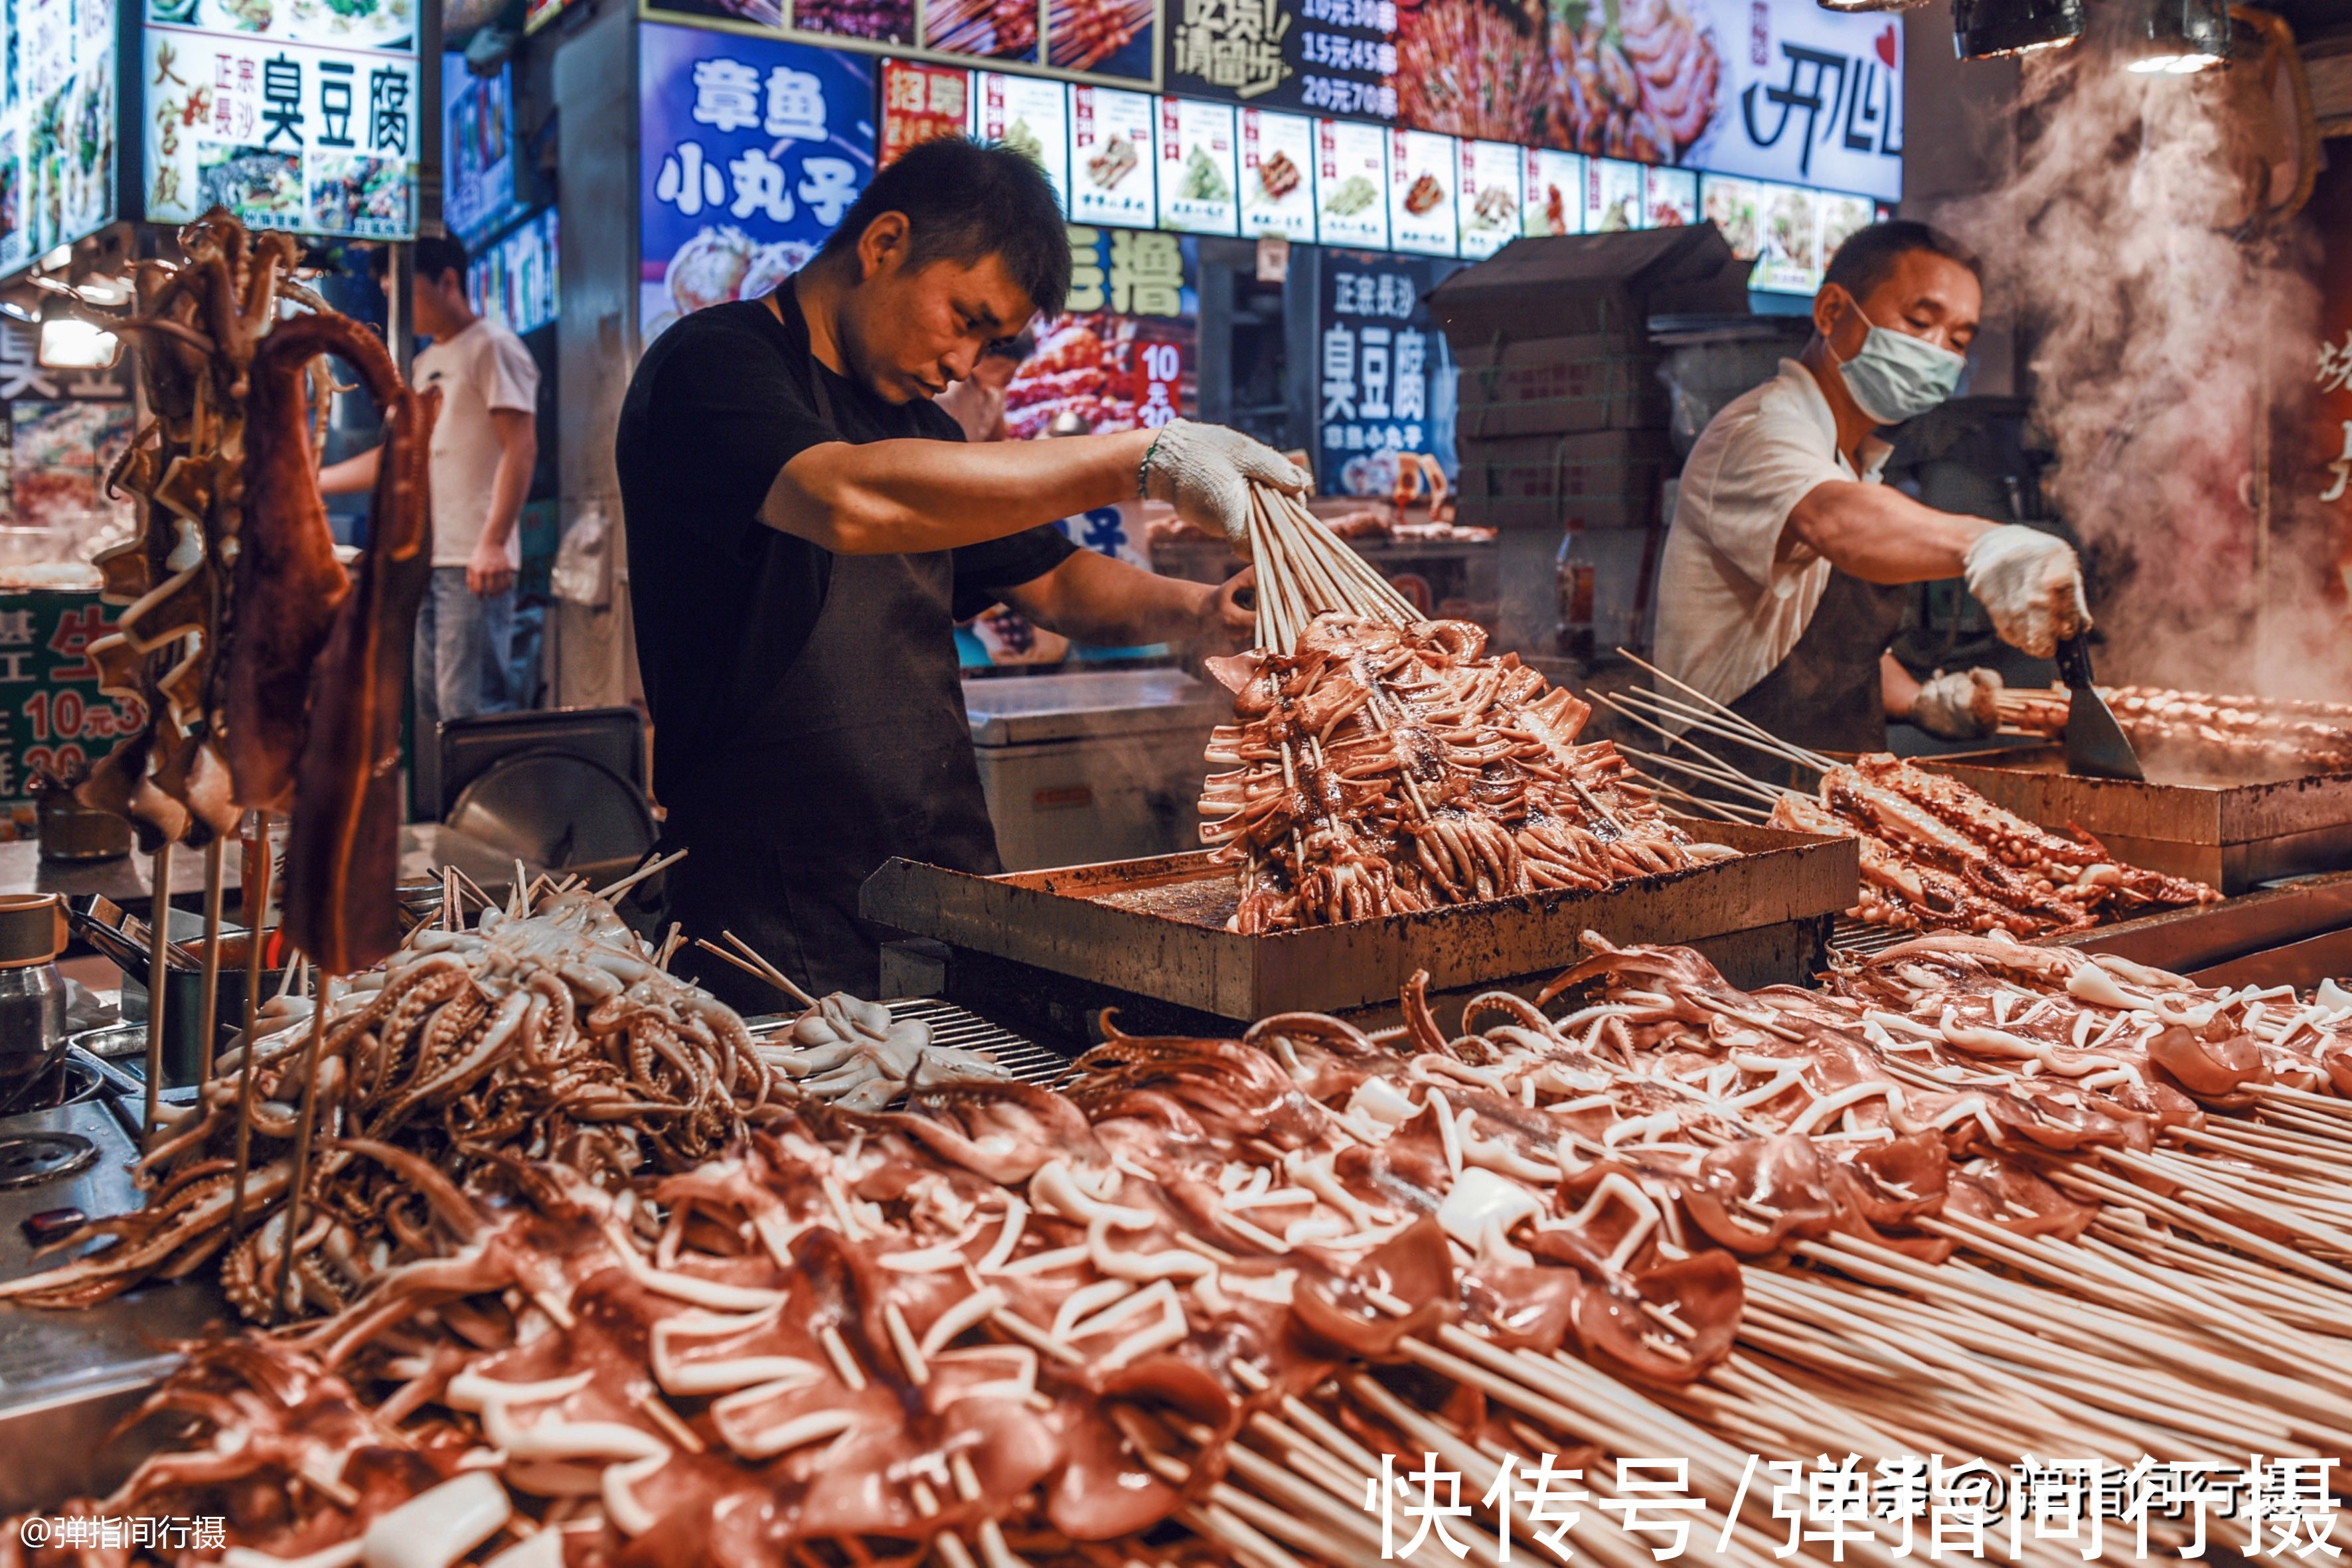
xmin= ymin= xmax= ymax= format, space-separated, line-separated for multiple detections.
xmin=35 ymin=925 xmax=2352 ymax=1566
xmin=1242 ymin=482 xmax=1423 ymax=653
xmin=1198 ymin=487 xmax=1711 ymax=932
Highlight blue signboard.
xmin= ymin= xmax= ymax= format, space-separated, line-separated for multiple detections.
xmin=443 ymin=56 xmax=526 ymax=249
xmin=639 ymin=23 xmax=876 ymax=344
xmin=1318 ymin=250 xmax=1454 ymax=497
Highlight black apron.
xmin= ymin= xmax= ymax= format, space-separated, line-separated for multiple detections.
xmin=1727 ymin=568 xmax=1907 ymax=771
xmin=664 ymin=297 xmax=1002 ymax=1007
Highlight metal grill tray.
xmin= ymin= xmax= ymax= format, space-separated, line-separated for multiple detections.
xmin=1914 ymin=743 xmax=2352 ymax=894
xmin=862 ymin=820 xmax=1859 ymax=1024
xmin=1829 ymin=917 xmax=1911 ymax=957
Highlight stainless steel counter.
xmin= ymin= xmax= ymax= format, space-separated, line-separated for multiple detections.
xmin=963 ymin=669 xmax=1229 ymax=872
xmin=0 ymin=1061 xmax=226 ymax=1511
xmin=0 ymin=824 xmax=542 ymax=913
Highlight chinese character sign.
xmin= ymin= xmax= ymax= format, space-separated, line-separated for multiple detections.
xmin=1320 ymin=252 xmax=1447 ymax=496
xmin=1004 ymin=224 xmax=1195 ymax=440
xmin=880 ymin=60 xmax=969 ymax=168
xmin=1166 ymin=0 xmax=1393 ymax=122
xmin=1163 ymin=0 xmax=1898 ymax=202
xmin=639 ymin=24 xmax=876 ymax=343
xmin=0 ymin=0 xmax=118 ymax=274
xmin=2313 ymin=167 xmax=2352 ymax=609
xmin=0 ymin=591 xmax=148 ymax=813
xmin=143 ymin=24 xmax=422 ymax=237
xmin=1704 ymin=0 xmax=1901 ymax=200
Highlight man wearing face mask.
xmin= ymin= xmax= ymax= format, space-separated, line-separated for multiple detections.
xmin=1653 ymin=221 xmax=2088 ymax=755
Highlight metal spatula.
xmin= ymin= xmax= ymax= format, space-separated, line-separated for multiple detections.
xmin=2053 ymin=634 xmax=2144 ymax=781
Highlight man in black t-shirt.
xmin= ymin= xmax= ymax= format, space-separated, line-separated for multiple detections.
xmin=616 ymin=137 xmax=1306 ymax=1004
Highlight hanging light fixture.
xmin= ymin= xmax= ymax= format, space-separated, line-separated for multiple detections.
xmin=2124 ymin=0 xmax=2229 ymax=72
xmin=1816 ymin=0 xmax=1929 ymax=15
xmin=1954 ymin=0 xmax=2086 ymax=59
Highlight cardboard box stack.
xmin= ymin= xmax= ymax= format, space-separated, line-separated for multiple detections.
xmin=1431 ymin=228 xmax=1749 ymax=655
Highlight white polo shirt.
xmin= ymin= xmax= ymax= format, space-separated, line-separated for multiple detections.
xmin=1653 ymin=358 xmax=1891 ymax=708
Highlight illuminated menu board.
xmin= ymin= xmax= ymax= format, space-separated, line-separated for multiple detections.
xmin=1385 ymin=127 xmax=1452 ymax=258
xmin=142 ymin=0 xmax=420 ymax=238
xmin=1644 ymin=165 xmax=1697 ymax=228
xmin=1237 ymin=108 xmax=1314 ymax=241
xmin=1455 ymin=139 xmax=1519 ymax=260
xmin=1154 ymin=97 xmax=1237 ymax=236
xmin=1069 ymin=86 xmax=1155 ymax=227
xmin=1164 ymin=0 xmax=1901 ymax=203
xmin=1584 ymin=157 xmax=1642 ymax=234
xmin=973 ymin=72 xmax=1072 ymax=211
xmin=0 ymin=0 xmax=118 ymax=274
xmin=444 ymin=56 xmax=525 ymax=248
xmin=469 ymin=207 xmax=559 ymax=335
xmin=1701 ymin=173 xmax=1883 ymax=295
xmin=1314 ymin=118 xmax=1386 ymax=250
xmin=1520 ymin=147 xmax=1579 ymax=238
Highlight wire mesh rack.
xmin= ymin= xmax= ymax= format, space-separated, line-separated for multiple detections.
xmin=747 ymin=998 xmax=1076 ymax=1094
xmin=1828 ymin=917 xmax=1911 ymax=958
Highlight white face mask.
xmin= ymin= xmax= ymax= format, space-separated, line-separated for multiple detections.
xmin=1829 ymin=296 xmax=1968 ymax=426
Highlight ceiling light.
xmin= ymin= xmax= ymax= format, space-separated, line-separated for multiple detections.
xmin=2123 ymin=0 xmax=2228 ymax=72
xmin=1954 ymin=0 xmax=2086 ymax=59
xmin=35 ymin=315 xmax=119 ymax=371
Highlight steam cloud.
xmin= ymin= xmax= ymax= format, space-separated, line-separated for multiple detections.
xmin=1939 ymin=30 xmax=2331 ymax=696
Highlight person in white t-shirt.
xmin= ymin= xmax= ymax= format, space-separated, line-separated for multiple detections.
xmin=1652 ymin=221 xmax=2088 ymax=756
xmin=321 ymin=235 xmax=541 ymax=728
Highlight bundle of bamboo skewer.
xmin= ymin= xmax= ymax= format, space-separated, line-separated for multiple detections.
xmin=1596 ymin=653 xmax=2218 ymax=935
xmin=1243 ymin=482 xmax=1423 ymax=652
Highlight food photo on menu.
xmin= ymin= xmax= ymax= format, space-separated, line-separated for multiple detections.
xmin=1389 ymin=0 xmax=1721 ymax=160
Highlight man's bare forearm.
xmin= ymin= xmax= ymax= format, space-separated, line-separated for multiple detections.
xmin=1001 ymin=550 xmax=1212 ymax=647
xmin=1784 ymin=481 xmax=1993 ymax=584
xmin=318 ymin=445 xmax=381 ymax=497
xmin=481 ymin=426 xmax=537 ymax=552
xmin=762 ymin=429 xmax=1156 ymax=555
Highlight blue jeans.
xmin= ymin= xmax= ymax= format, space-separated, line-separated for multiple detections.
xmin=415 ymin=568 xmax=518 ymax=730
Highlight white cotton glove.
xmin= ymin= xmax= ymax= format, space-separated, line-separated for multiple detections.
xmin=1138 ymin=420 xmax=1313 ymax=550
xmin=1962 ymin=525 xmax=2090 ymax=659
xmin=1909 ymin=666 xmax=2003 ymax=741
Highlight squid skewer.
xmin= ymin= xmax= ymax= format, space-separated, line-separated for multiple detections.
xmin=196 ymin=835 xmax=226 ymax=1083
xmin=228 ymin=810 xmax=273 ymax=1241
xmin=143 ymin=838 xmax=173 ymax=1152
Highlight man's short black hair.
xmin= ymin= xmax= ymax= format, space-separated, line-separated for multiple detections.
xmin=1822 ymin=220 xmax=1980 ymax=301
xmin=369 ymin=235 xmax=470 ymax=285
xmin=817 ymin=137 xmax=1071 ymax=319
